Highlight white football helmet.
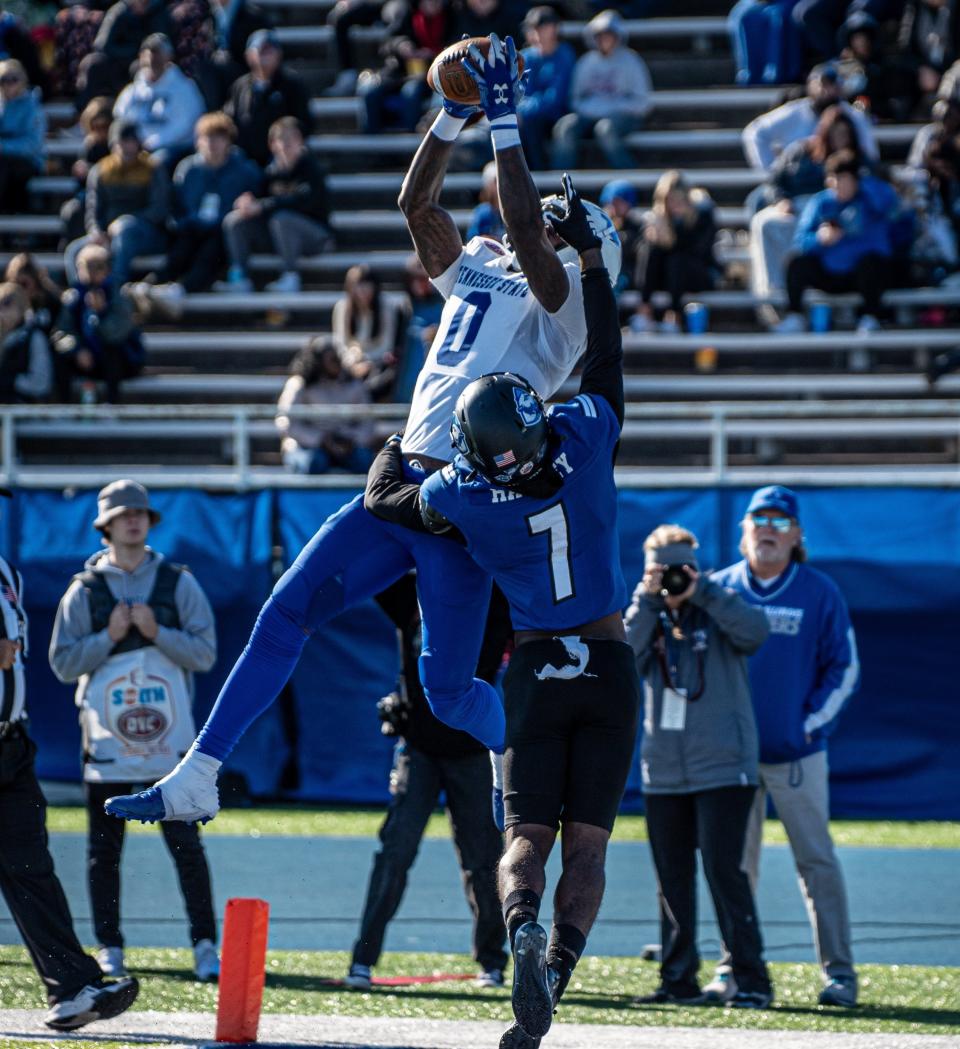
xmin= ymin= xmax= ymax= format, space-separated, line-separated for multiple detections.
xmin=540 ymin=194 xmax=622 ymax=287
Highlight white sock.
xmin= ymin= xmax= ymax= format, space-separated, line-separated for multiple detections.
xmin=490 ymin=750 xmax=504 ymax=791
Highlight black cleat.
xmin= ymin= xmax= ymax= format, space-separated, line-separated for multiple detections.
xmin=500 ymin=1020 xmax=541 ymax=1048
xmin=511 ymin=922 xmax=553 ymax=1038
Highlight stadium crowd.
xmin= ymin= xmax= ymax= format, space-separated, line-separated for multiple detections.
xmin=0 ymin=0 xmax=959 ymax=418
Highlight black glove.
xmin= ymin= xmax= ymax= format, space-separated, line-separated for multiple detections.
xmin=544 ymin=172 xmax=601 ymax=255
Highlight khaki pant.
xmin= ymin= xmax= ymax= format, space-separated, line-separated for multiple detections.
xmin=720 ymin=750 xmax=855 ymax=983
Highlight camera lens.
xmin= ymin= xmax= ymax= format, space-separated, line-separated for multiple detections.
xmin=660 ymin=565 xmax=690 ymax=596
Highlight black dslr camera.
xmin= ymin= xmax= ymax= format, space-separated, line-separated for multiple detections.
xmin=376 ymin=690 xmax=411 ymax=737
xmin=660 ymin=565 xmax=692 ymax=597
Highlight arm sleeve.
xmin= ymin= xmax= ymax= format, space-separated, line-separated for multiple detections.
xmin=48 ymin=580 xmax=115 ymax=683
xmin=13 ymin=329 xmax=53 ymax=400
xmin=742 ymin=104 xmax=794 ymax=170
xmin=690 ymin=576 xmax=770 ymax=654
xmin=363 ymin=442 xmax=462 ymax=541
xmin=577 ymin=266 xmax=623 ymax=427
xmin=152 ymin=571 xmax=217 ymax=672
xmin=803 ymin=586 xmax=860 ymax=738
xmin=85 ymin=165 xmax=102 ymax=234
xmin=623 ymin=581 xmax=662 ymax=675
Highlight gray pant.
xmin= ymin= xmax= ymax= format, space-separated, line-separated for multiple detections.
xmin=719 ymin=750 xmax=855 ymax=983
xmin=222 ymin=209 xmax=331 ymax=273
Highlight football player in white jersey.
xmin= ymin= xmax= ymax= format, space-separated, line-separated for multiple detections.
xmin=104 ymin=33 xmax=621 ymax=827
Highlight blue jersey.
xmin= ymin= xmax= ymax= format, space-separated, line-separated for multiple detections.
xmin=421 ymin=393 xmax=626 ymax=632
xmin=711 ymin=559 xmax=860 ymax=764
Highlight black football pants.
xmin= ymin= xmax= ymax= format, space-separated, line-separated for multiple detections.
xmin=0 ymin=725 xmax=102 ymax=1004
xmin=85 ymin=780 xmax=216 ymax=949
xmin=645 ymin=785 xmax=772 ymax=997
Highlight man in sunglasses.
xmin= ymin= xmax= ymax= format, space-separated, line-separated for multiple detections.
xmin=707 ymin=485 xmax=860 ymax=1009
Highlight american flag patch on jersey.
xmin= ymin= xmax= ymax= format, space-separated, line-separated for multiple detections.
xmin=494 ymin=449 xmax=517 ymax=468
xmin=2 ymin=584 xmax=17 ymax=607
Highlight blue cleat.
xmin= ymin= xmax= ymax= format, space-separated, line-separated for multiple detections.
xmin=104 ymin=748 xmax=220 ymax=824
xmin=104 ymin=786 xmax=167 ymax=823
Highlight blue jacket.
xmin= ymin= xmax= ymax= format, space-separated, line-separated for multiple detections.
xmin=794 ymin=176 xmax=899 ymax=274
xmin=0 ymin=86 xmax=46 ymax=168
xmin=171 ymin=148 xmax=262 ymax=230
xmin=519 ymin=42 xmax=576 ymax=123
xmin=711 ymin=559 xmax=860 ymax=765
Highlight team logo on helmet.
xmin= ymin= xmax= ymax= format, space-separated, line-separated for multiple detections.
xmin=513 ymin=386 xmax=542 ymax=428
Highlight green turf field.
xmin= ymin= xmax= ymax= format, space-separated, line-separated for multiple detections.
xmin=42 ymin=805 xmax=960 ymax=848
xmin=2 ymin=946 xmax=959 ymax=1038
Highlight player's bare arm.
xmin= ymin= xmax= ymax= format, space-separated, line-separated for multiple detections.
xmin=496 ymin=147 xmax=570 ymax=313
xmin=461 ymin=33 xmax=569 ymax=314
xmin=397 ymin=133 xmax=463 ymax=279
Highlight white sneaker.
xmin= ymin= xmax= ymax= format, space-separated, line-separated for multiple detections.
xmin=193 ymin=938 xmax=220 ymax=982
xmin=44 ymin=978 xmax=139 ymax=1030
xmin=96 ymin=946 xmax=127 ymax=978
xmin=476 ymin=967 xmax=505 ymax=988
xmin=773 ymin=312 xmax=807 ymax=334
xmin=856 ymin=313 xmax=880 ymax=334
xmin=265 ymin=271 xmax=302 ymax=293
xmin=344 ymin=963 xmax=372 ymax=990
xmin=703 ymin=970 xmax=738 ymax=1004
xmin=214 ymin=273 xmax=254 ymax=294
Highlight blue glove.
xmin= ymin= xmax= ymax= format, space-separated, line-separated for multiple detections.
xmin=442 ymin=95 xmax=479 ymax=119
xmin=461 ymin=33 xmax=525 ymax=121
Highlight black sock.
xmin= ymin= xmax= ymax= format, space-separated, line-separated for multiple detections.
xmin=547 ymin=923 xmax=586 ymax=1002
xmin=502 ymin=888 xmax=541 ymax=949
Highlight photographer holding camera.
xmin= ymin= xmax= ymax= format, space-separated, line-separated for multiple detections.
xmin=625 ymin=524 xmax=774 ymax=1009
xmin=343 ymin=574 xmax=509 ymax=992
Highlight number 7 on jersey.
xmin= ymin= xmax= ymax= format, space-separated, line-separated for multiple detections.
xmin=527 ymin=503 xmax=574 ymax=603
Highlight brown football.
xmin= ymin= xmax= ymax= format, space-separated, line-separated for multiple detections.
xmin=426 ymin=36 xmax=525 ymax=106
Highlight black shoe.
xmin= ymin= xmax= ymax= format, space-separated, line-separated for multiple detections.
xmin=635 ymin=986 xmax=707 ymax=1006
xmin=511 ymin=922 xmax=553 ymax=1038
xmin=726 ymin=989 xmax=773 ymax=1010
xmin=44 ymin=977 xmax=140 ymax=1030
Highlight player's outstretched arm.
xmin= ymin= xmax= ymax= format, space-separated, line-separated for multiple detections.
xmin=545 ymin=174 xmax=624 ymax=426
xmin=461 ymin=34 xmax=569 ymax=313
xmin=398 ymin=99 xmax=474 ymax=278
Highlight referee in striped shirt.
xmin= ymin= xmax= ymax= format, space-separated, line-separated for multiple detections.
xmin=0 ymin=487 xmax=139 ymax=1030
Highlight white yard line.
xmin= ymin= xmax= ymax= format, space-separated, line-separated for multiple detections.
xmin=1 ymin=1011 xmax=959 ymax=1048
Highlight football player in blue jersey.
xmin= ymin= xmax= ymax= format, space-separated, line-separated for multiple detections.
xmin=364 ymin=175 xmax=641 ymax=1049
xmin=103 ymin=35 xmax=621 ymax=828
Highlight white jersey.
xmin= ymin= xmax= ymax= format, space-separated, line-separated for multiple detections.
xmin=401 ymin=237 xmax=587 ymax=462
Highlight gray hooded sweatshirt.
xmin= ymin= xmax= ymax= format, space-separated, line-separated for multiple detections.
xmin=624 ymin=574 xmax=769 ymax=795
xmin=49 ymin=547 xmax=217 ymax=697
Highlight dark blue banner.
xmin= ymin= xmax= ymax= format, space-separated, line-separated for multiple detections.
xmin=9 ymin=486 xmax=959 ymax=819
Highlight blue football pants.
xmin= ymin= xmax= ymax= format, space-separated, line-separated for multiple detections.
xmin=195 ymin=495 xmax=506 ymax=759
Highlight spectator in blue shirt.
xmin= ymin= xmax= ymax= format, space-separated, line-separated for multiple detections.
xmin=518 ymin=6 xmax=576 ymax=171
xmin=708 ymin=485 xmax=860 ymax=1010
xmin=776 ymin=150 xmax=898 ymax=335
xmin=0 ymin=59 xmax=46 ymax=213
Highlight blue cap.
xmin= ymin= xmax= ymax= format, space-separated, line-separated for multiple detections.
xmin=599 ymin=179 xmax=637 ymax=208
xmin=746 ymin=485 xmax=799 ymax=519
xmin=246 ymin=29 xmax=280 ymax=52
